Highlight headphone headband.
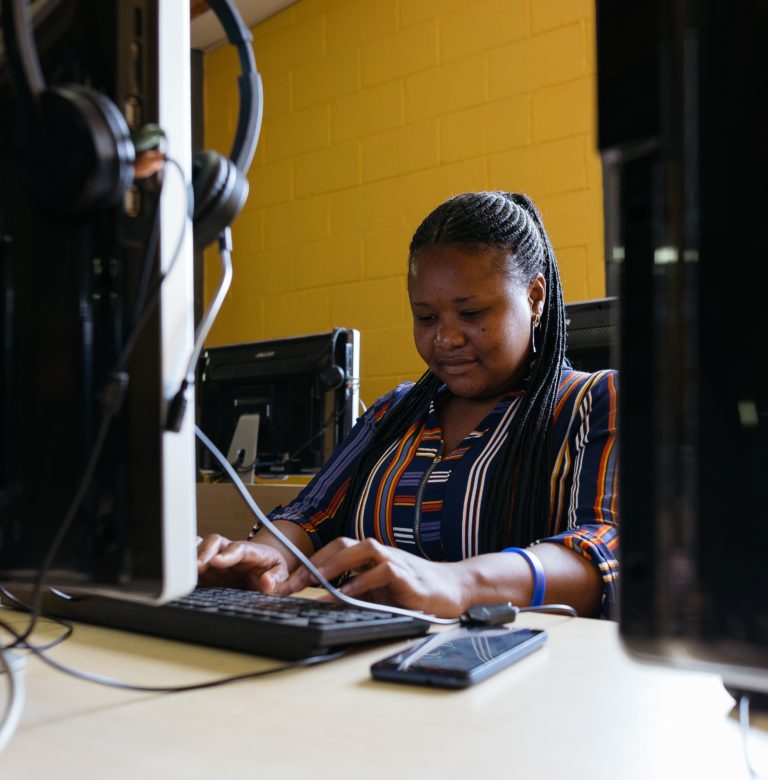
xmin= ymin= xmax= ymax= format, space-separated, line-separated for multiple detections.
xmin=2 ymin=0 xmax=261 ymax=233
xmin=206 ymin=0 xmax=263 ymax=174
xmin=2 ymin=0 xmax=262 ymax=176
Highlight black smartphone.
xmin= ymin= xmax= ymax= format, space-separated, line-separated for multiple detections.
xmin=370 ymin=626 xmax=547 ymax=689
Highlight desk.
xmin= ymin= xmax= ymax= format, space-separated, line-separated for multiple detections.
xmin=2 ymin=608 xmax=767 ymax=779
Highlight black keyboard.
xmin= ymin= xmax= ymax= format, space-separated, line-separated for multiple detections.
xmin=29 ymin=586 xmax=430 ymax=660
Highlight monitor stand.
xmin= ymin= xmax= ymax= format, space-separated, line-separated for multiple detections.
xmin=226 ymin=413 xmax=261 ymax=484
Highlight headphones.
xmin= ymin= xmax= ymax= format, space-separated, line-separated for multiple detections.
xmin=0 ymin=0 xmax=262 ymax=249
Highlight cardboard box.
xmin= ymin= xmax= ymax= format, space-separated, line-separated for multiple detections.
xmin=196 ymin=481 xmax=306 ymax=540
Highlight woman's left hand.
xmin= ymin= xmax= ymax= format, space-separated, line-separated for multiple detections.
xmin=278 ymin=537 xmax=469 ymax=617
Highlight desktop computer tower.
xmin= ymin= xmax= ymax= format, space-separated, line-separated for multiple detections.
xmin=0 ymin=0 xmax=197 ymax=600
xmin=597 ymin=0 xmax=768 ymax=690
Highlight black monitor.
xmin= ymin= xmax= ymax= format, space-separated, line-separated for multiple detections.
xmin=597 ymin=0 xmax=768 ymax=693
xmin=0 ymin=0 xmax=197 ymax=601
xmin=564 ymin=297 xmax=617 ymax=373
xmin=198 ymin=329 xmax=360 ymax=476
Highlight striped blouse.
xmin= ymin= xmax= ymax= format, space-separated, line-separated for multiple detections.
xmin=269 ymin=368 xmax=620 ymax=615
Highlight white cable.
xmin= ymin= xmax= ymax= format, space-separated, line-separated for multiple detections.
xmin=195 ymin=425 xmax=458 ymax=626
xmin=740 ymin=695 xmax=768 ymax=779
xmin=184 ymin=227 xmax=233 ymax=384
xmin=0 ymin=650 xmax=26 ymax=754
xmin=164 ymin=228 xmax=232 ymax=432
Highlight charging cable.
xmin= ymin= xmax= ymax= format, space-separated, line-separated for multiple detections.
xmin=196 ymin=427 xmax=580 ymax=627
xmin=195 ymin=425 xmax=458 ymax=626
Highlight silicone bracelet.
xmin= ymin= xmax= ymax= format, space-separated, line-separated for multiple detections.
xmin=501 ymin=546 xmax=546 ymax=607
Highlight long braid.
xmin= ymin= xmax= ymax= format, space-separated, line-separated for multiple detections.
xmin=335 ymin=192 xmax=566 ymax=551
xmin=478 ymin=194 xmax=567 ymax=550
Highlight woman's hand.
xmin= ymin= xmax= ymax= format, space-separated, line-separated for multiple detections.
xmin=197 ymin=534 xmax=290 ymax=593
xmin=279 ymin=537 xmax=470 ymax=618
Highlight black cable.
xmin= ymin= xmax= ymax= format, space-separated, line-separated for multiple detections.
xmin=114 ymin=156 xmax=188 ymax=374
xmin=12 ymin=406 xmax=116 ymax=646
xmin=197 ymin=425 xmax=583 ymax=627
xmin=8 ymin=154 xmax=189 ymax=646
xmin=286 ymin=405 xmax=345 ymax=464
xmin=0 ymin=613 xmax=73 ymax=653
xmin=196 ymin=425 xmax=458 ymax=626
xmin=26 ymin=644 xmax=346 ymax=694
xmin=0 ymin=613 xmax=27 ymax=646
xmin=0 ymin=586 xmax=74 ymax=651
xmin=127 ymin=182 xmax=162 ymax=331
xmin=0 ymin=584 xmax=348 ymax=693
xmin=213 ymin=405 xmax=346 ymax=480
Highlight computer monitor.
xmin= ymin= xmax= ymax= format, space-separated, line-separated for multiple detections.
xmin=198 ymin=329 xmax=361 ymax=476
xmin=0 ymin=0 xmax=197 ymax=602
xmin=597 ymin=0 xmax=768 ymax=693
xmin=564 ymin=297 xmax=617 ymax=373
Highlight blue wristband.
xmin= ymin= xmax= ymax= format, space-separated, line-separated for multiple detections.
xmin=501 ymin=546 xmax=546 ymax=607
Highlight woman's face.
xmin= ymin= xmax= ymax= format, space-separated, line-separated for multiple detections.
xmin=408 ymin=244 xmax=545 ymax=401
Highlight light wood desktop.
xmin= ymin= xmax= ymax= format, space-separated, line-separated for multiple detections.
xmin=2 ymin=603 xmax=767 ymax=779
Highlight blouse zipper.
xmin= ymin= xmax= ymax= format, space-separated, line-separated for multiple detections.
xmin=413 ymin=443 xmax=444 ymax=560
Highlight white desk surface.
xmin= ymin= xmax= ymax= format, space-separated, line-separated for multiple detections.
xmin=2 ymin=606 xmax=767 ymax=779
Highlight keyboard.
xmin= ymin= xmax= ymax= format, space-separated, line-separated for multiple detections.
xmin=24 ymin=586 xmax=430 ymax=660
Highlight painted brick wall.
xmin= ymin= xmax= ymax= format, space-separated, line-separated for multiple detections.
xmin=203 ymin=0 xmax=604 ymax=404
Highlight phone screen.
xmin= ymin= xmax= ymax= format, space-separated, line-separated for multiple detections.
xmin=371 ymin=626 xmax=547 ymax=688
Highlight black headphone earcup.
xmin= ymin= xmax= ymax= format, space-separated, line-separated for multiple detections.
xmin=192 ymin=149 xmax=249 ymax=250
xmin=319 ymin=364 xmax=345 ymax=390
xmin=29 ymin=84 xmax=134 ymax=214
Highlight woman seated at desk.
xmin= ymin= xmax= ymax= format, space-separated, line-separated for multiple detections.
xmin=198 ymin=191 xmax=619 ymax=618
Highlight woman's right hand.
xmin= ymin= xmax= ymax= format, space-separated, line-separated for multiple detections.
xmin=197 ymin=534 xmax=290 ymax=593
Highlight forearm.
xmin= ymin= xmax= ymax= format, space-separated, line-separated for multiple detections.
xmin=454 ymin=542 xmax=603 ymax=617
xmin=252 ymin=521 xmax=315 ymax=574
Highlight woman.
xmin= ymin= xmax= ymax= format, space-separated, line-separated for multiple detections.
xmin=198 ymin=192 xmax=618 ymax=618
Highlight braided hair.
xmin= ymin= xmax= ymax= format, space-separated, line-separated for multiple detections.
xmin=335 ymin=192 xmax=567 ymax=552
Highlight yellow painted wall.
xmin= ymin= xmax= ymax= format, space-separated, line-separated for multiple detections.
xmin=203 ymin=0 xmax=604 ymax=404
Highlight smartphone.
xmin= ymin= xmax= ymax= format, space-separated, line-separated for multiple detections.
xmin=370 ymin=626 xmax=547 ymax=689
